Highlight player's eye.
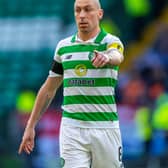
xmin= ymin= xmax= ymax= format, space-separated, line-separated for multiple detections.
xmin=75 ymin=8 xmax=81 ymax=13
xmin=84 ymin=7 xmax=92 ymax=12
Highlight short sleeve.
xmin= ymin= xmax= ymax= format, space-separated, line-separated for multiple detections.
xmin=53 ymin=40 xmax=63 ymax=63
xmin=106 ymin=35 xmax=124 ymax=55
xmin=49 ymin=41 xmax=63 ymax=77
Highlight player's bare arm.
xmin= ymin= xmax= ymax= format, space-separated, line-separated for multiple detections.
xmin=18 ymin=76 xmax=63 ymax=155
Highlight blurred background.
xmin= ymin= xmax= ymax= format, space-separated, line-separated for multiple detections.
xmin=0 ymin=0 xmax=168 ymax=167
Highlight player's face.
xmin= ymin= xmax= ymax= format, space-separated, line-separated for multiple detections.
xmin=74 ymin=0 xmax=103 ymax=34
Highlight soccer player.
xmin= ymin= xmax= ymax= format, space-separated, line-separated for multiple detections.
xmin=18 ymin=0 xmax=125 ymax=167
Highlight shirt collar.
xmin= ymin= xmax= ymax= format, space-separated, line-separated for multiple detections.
xmin=75 ymin=34 xmax=98 ymax=43
xmin=71 ymin=28 xmax=107 ymax=44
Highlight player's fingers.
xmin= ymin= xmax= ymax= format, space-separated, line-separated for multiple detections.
xmin=99 ymin=61 xmax=106 ymax=67
xmin=94 ymin=59 xmax=104 ymax=67
xmin=93 ymin=54 xmax=105 ymax=67
xmin=18 ymin=141 xmax=25 ymax=154
xmin=30 ymin=138 xmax=34 ymax=148
xmin=18 ymin=146 xmax=22 ymax=154
xmin=27 ymin=142 xmax=34 ymax=152
xmin=98 ymin=56 xmax=107 ymax=67
xmin=98 ymin=54 xmax=109 ymax=67
xmin=25 ymin=142 xmax=32 ymax=154
xmin=93 ymin=59 xmax=102 ymax=67
xmin=18 ymin=137 xmax=30 ymax=154
xmin=92 ymin=54 xmax=101 ymax=67
xmin=91 ymin=50 xmax=99 ymax=61
xmin=24 ymin=145 xmax=31 ymax=154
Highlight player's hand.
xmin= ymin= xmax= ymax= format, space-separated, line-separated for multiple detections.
xmin=91 ymin=50 xmax=109 ymax=68
xmin=18 ymin=127 xmax=35 ymax=155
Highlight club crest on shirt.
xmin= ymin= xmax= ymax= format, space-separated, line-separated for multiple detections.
xmin=75 ymin=64 xmax=87 ymax=76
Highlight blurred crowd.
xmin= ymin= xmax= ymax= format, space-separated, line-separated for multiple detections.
xmin=117 ymin=24 xmax=168 ymax=168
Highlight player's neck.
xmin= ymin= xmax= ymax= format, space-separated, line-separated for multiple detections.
xmin=78 ymin=27 xmax=100 ymax=41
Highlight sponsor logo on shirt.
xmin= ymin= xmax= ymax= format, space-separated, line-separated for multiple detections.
xmin=75 ymin=64 xmax=87 ymax=76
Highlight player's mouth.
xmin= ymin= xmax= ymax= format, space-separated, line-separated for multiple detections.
xmin=79 ymin=22 xmax=88 ymax=27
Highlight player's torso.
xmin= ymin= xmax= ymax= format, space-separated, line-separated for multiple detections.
xmin=57 ymin=34 xmax=120 ymax=128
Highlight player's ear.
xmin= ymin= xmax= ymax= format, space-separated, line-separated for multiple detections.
xmin=98 ymin=9 xmax=103 ymax=20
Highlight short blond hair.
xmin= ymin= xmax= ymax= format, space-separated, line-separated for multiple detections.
xmin=74 ymin=0 xmax=102 ymax=9
xmin=94 ymin=0 xmax=101 ymax=9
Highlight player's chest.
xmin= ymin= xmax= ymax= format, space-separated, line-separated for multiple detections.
xmin=61 ymin=52 xmax=93 ymax=77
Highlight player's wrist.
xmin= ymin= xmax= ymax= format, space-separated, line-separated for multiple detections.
xmin=26 ymin=120 xmax=36 ymax=130
xmin=106 ymin=50 xmax=123 ymax=65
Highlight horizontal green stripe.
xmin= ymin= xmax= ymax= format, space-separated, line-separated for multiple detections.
xmin=63 ymin=95 xmax=116 ymax=105
xmin=64 ymin=78 xmax=117 ymax=87
xmin=63 ymin=111 xmax=118 ymax=121
xmin=113 ymin=66 xmax=119 ymax=70
xmin=63 ymin=60 xmax=118 ymax=70
xmin=57 ymin=44 xmax=107 ymax=56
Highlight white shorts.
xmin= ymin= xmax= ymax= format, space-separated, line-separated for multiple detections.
xmin=59 ymin=124 xmax=124 ymax=168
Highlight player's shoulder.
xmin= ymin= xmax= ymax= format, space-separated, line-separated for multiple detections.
xmin=103 ymin=32 xmax=122 ymax=44
xmin=57 ymin=35 xmax=74 ymax=48
xmin=103 ymin=32 xmax=124 ymax=53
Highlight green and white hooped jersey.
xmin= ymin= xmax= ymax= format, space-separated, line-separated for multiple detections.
xmin=50 ymin=29 xmax=124 ymax=128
